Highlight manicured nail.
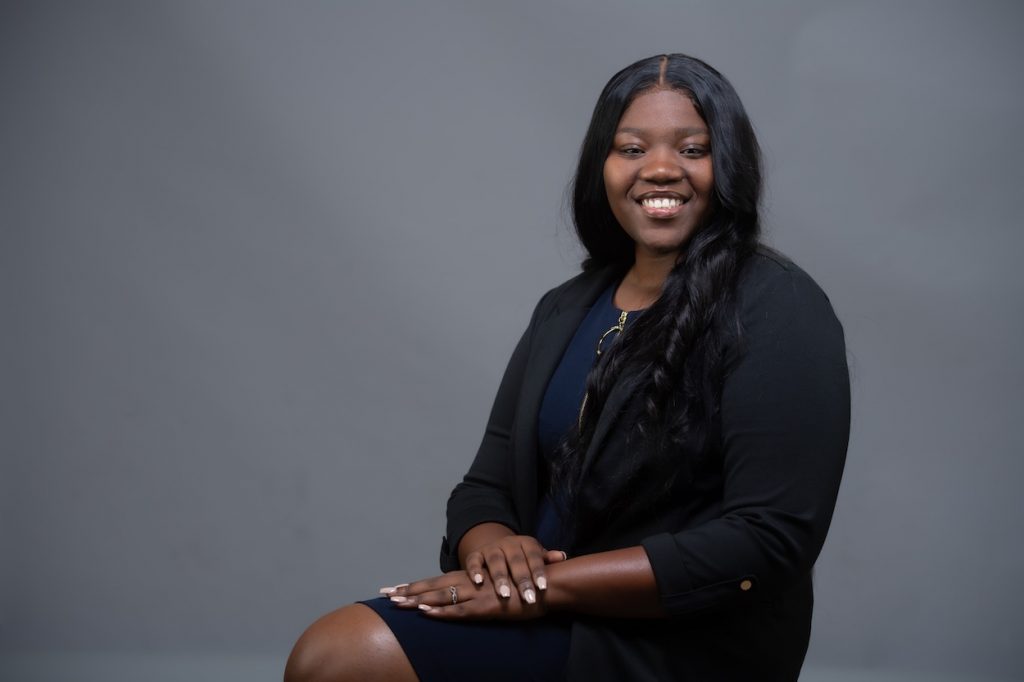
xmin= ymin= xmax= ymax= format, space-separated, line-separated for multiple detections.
xmin=418 ymin=604 xmax=432 ymax=612
xmin=536 ymin=576 xmax=547 ymax=591
xmin=379 ymin=586 xmax=396 ymax=595
xmin=499 ymin=584 xmax=511 ymax=598
xmin=473 ymin=573 xmax=484 ymax=585
xmin=390 ymin=596 xmax=407 ymax=603
xmin=524 ymin=588 xmax=536 ymax=604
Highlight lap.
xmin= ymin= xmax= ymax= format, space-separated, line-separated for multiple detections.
xmin=287 ymin=598 xmax=572 ymax=682
xmin=360 ymin=596 xmax=571 ymax=682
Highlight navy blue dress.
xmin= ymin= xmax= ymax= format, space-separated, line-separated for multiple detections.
xmin=361 ymin=283 xmax=628 ymax=681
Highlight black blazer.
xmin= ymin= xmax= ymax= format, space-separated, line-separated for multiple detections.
xmin=441 ymin=249 xmax=850 ymax=681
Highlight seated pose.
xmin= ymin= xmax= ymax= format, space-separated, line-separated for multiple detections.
xmin=285 ymin=53 xmax=850 ymax=682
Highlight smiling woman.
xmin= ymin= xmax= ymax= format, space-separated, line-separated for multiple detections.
xmin=603 ymin=88 xmax=714 ymax=265
xmin=285 ymin=54 xmax=850 ymax=682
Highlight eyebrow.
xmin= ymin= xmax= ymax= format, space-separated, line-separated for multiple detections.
xmin=616 ymin=126 xmax=709 ymax=136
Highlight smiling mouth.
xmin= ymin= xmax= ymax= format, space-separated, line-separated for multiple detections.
xmin=640 ymin=197 xmax=684 ymax=209
xmin=637 ymin=194 xmax=688 ymax=218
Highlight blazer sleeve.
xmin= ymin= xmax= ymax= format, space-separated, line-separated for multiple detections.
xmin=641 ymin=265 xmax=851 ymax=615
xmin=439 ymin=290 xmax=553 ymax=572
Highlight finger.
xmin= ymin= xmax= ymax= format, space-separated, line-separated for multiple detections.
xmin=378 ymin=582 xmax=409 ymax=596
xmin=543 ymin=549 xmax=568 ymax=564
xmin=417 ymin=601 xmax=469 ymax=618
xmin=419 ymin=590 xmax=502 ymax=618
xmin=390 ymin=574 xmax=447 ymax=602
xmin=482 ymin=545 xmax=512 ymax=599
xmin=388 ymin=583 xmax=424 ymax=606
xmin=464 ymin=551 xmax=485 ymax=586
xmin=421 ymin=589 xmax=538 ymax=620
xmin=398 ymin=586 xmax=461 ymax=609
xmin=503 ymin=540 xmax=540 ymax=604
xmin=390 ymin=582 xmax=420 ymax=599
xmin=522 ymin=540 xmax=549 ymax=592
xmin=389 ymin=584 xmax=431 ymax=607
xmin=410 ymin=581 xmax=481 ymax=609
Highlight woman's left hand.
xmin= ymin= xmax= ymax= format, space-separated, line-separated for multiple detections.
xmin=379 ymin=570 xmax=546 ymax=621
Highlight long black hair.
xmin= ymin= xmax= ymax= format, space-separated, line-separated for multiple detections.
xmin=550 ymin=54 xmax=763 ymax=541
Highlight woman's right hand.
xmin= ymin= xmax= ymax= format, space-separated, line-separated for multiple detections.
xmin=459 ymin=526 xmax=567 ymax=605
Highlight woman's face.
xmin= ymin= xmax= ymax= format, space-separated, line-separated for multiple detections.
xmin=603 ymin=88 xmax=714 ymax=260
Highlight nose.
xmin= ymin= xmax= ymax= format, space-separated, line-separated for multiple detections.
xmin=639 ymin=148 xmax=684 ymax=185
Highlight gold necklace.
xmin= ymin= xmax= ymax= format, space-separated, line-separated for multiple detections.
xmin=579 ymin=310 xmax=630 ymax=428
xmin=596 ymin=310 xmax=629 ymax=357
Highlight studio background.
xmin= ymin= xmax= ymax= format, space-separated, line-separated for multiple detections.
xmin=2 ymin=1 xmax=1022 ymax=680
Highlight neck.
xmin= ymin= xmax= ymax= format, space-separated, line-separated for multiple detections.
xmin=615 ymin=249 xmax=679 ymax=310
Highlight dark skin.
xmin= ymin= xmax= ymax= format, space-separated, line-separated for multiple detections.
xmin=284 ymin=88 xmax=711 ymax=681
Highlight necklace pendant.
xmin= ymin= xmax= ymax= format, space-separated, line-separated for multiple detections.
xmin=595 ymin=310 xmax=629 ymax=357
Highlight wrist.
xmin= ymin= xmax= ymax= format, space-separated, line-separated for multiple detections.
xmin=540 ymin=558 xmax=574 ymax=613
xmin=539 ymin=546 xmax=664 ymax=618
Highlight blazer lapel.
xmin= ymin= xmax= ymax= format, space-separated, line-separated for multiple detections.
xmin=511 ymin=267 xmax=622 ymax=532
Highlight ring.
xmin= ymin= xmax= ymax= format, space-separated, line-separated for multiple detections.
xmin=449 ymin=585 xmax=458 ymax=605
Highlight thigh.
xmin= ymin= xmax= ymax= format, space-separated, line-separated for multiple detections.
xmin=285 ymin=603 xmax=418 ymax=682
xmin=361 ymin=597 xmax=571 ymax=682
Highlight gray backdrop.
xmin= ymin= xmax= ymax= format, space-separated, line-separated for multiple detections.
xmin=2 ymin=1 xmax=1022 ymax=680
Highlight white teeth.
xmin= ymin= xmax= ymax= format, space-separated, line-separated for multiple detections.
xmin=641 ymin=197 xmax=683 ymax=209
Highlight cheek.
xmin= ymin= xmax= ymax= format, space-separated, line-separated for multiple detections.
xmin=698 ymin=162 xmax=715 ymax=195
xmin=602 ymin=161 xmax=614 ymax=193
xmin=603 ymin=158 xmax=630 ymax=194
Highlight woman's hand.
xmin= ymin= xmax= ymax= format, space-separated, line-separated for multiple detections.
xmin=462 ymin=534 xmax=567 ymax=605
xmin=379 ymin=570 xmax=545 ymax=621
xmin=381 ymin=546 xmax=662 ymax=619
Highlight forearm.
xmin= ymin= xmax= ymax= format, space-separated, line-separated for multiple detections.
xmin=544 ymin=546 xmax=663 ymax=618
xmin=457 ymin=522 xmax=517 ymax=567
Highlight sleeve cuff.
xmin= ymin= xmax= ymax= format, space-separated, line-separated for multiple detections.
xmin=642 ymin=532 xmax=760 ymax=616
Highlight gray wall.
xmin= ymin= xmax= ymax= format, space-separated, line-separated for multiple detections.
xmin=2 ymin=1 xmax=1022 ymax=680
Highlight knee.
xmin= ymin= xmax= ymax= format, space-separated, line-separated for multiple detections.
xmin=284 ymin=620 xmax=334 ymax=682
xmin=284 ymin=605 xmax=414 ymax=682
xmin=285 ymin=608 xmax=359 ymax=682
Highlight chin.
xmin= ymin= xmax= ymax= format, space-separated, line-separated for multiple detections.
xmin=645 ymin=236 xmax=693 ymax=256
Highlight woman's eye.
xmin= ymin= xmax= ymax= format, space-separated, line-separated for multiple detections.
xmin=681 ymin=146 xmax=707 ymax=157
xmin=621 ymin=146 xmax=644 ymax=155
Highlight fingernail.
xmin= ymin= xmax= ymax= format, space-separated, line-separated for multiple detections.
xmin=390 ymin=596 xmax=407 ymax=603
xmin=418 ymin=604 xmax=432 ymax=612
xmin=536 ymin=576 xmax=547 ymax=591
xmin=379 ymin=586 xmax=395 ymax=594
xmin=473 ymin=573 xmax=484 ymax=585
xmin=524 ymin=588 xmax=536 ymax=604
xmin=499 ymin=585 xmax=511 ymax=598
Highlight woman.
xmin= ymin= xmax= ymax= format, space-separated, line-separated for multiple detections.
xmin=286 ymin=53 xmax=849 ymax=682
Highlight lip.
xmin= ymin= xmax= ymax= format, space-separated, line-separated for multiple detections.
xmin=634 ymin=191 xmax=689 ymax=219
xmin=635 ymin=190 xmax=687 ymax=201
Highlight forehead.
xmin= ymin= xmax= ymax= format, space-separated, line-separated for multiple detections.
xmin=616 ymin=88 xmax=706 ymax=133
